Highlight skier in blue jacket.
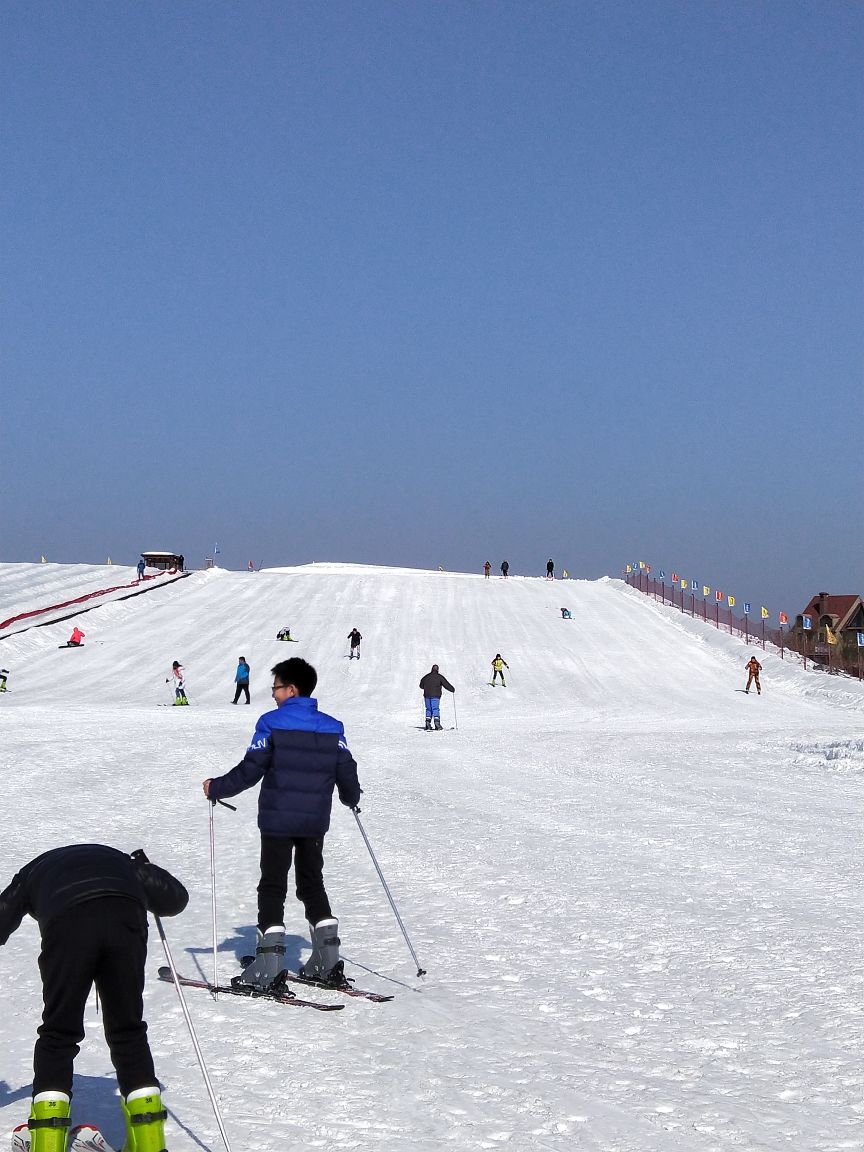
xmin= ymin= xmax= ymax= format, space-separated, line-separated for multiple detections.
xmin=232 ymin=657 xmax=251 ymax=704
xmin=203 ymin=657 xmax=361 ymax=990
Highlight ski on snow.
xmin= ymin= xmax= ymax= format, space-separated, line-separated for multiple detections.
xmin=239 ymin=959 xmax=393 ymax=1002
xmin=13 ymin=1125 xmax=116 ymax=1152
xmin=157 ymin=966 xmax=344 ymax=1011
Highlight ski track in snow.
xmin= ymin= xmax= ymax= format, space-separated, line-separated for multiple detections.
xmin=1 ymin=563 xmax=863 ymax=1151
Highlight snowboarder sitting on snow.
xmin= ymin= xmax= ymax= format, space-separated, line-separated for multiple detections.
xmin=202 ymin=657 xmax=362 ymax=992
xmin=491 ymin=654 xmax=509 ymax=686
xmin=167 ymin=660 xmax=188 ymax=705
xmin=347 ymin=628 xmax=362 ymax=658
xmin=0 ymin=843 xmax=188 ymax=1152
xmin=276 ymin=627 xmax=295 ymax=641
xmin=560 ymin=608 xmax=571 ymax=619
xmin=745 ymin=656 xmax=762 ymax=695
xmin=0 ymin=668 xmax=8 ymax=692
xmin=419 ymin=664 xmax=455 ymax=730
xmin=65 ymin=627 xmax=85 ymax=647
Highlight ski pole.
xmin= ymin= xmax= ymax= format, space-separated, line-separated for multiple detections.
xmin=451 ymin=692 xmax=458 ymax=730
xmin=352 ymin=808 xmax=427 ymax=977
xmin=208 ymin=799 xmax=236 ymax=990
xmin=131 ymin=852 xmax=233 ymax=1152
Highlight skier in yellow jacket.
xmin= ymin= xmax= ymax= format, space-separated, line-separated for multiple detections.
xmin=491 ymin=654 xmax=509 ymax=687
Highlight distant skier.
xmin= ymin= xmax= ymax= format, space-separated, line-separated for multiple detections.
xmin=347 ymin=628 xmax=362 ymax=659
xmin=0 ymin=843 xmax=188 ymax=1152
xmin=500 ymin=560 xmax=509 ymax=579
xmin=560 ymin=608 xmax=571 ymax=619
xmin=745 ymin=656 xmax=762 ymax=695
xmin=202 ymin=657 xmax=362 ymax=991
xmin=483 ymin=561 xmax=491 ymax=579
xmin=276 ymin=627 xmax=297 ymax=642
xmin=168 ymin=661 xmax=189 ymax=705
xmin=63 ymin=627 xmax=85 ymax=648
xmin=546 ymin=558 xmax=554 ymax=579
xmin=136 ymin=559 xmax=146 ymax=581
xmin=0 ymin=668 xmax=9 ymax=692
xmin=233 ymin=656 xmax=251 ymax=704
xmin=419 ymin=664 xmax=455 ymax=730
xmin=490 ymin=654 xmax=509 ymax=686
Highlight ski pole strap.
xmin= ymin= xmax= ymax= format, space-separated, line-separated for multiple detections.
xmin=215 ymin=799 xmax=237 ymax=812
xmin=29 ymin=1119 xmax=70 ymax=1131
xmin=130 ymin=1110 xmax=168 ymax=1126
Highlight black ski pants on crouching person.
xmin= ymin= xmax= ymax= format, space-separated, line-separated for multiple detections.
xmin=35 ymin=897 xmax=156 ymax=1097
xmin=257 ymin=835 xmax=332 ymax=931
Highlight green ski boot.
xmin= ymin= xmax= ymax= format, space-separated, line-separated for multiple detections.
xmin=28 ymin=1092 xmax=71 ymax=1152
xmin=121 ymin=1087 xmax=167 ymax=1152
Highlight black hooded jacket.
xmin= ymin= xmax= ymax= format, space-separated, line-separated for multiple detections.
xmin=419 ymin=669 xmax=455 ymax=698
xmin=0 ymin=844 xmax=188 ymax=944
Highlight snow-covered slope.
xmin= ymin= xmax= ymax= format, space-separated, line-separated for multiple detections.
xmin=1 ymin=563 xmax=862 ymax=1151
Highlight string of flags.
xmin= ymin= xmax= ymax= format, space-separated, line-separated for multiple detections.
xmin=624 ymin=561 xmax=790 ymax=624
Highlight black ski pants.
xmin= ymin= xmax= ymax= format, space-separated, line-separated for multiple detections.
xmin=258 ymin=835 xmax=332 ymax=930
xmin=233 ymin=681 xmax=251 ymax=703
xmin=35 ymin=897 xmax=156 ymax=1097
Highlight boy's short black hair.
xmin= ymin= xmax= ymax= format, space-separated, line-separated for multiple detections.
xmin=271 ymin=657 xmax=317 ymax=697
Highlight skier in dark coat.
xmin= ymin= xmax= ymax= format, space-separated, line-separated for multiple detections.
xmin=347 ymin=628 xmax=362 ymax=659
xmin=0 ymin=844 xmax=188 ymax=1152
xmin=203 ymin=657 xmax=362 ymax=990
xmin=419 ymin=664 xmax=455 ymax=730
xmin=546 ymin=558 xmax=554 ymax=579
xmin=500 ymin=560 xmax=509 ymax=578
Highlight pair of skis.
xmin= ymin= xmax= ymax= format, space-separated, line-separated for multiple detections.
xmin=158 ymin=964 xmax=393 ymax=1007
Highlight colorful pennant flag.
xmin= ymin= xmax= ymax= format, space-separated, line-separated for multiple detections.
xmin=658 ymin=570 xmax=666 ymax=580
xmin=826 ymin=626 xmax=840 ymax=645
xmin=715 ymin=590 xmax=723 ymax=602
xmin=727 ymin=595 xmax=736 ymax=607
xmin=672 ymin=572 xmax=679 ymax=583
xmin=761 ymin=606 xmax=769 ymax=619
xmin=779 ymin=612 xmax=788 ymax=625
xmin=703 ymin=586 xmax=710 ymax=597
xmin=681 ymin=579 xmax=688 ymax=590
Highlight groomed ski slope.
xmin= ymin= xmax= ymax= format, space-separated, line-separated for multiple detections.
xmin=1 ymin=562 xmax=863 ymax=1152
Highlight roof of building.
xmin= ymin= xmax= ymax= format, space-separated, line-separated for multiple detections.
xmin=799 ymin=593 xmax=862 ymax=628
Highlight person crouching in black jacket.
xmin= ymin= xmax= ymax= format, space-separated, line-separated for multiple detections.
xmin=0 ymin=843 xmax=188 ymax=1152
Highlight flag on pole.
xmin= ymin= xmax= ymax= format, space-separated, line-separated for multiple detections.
xmin=626 ymin=564 xmax=632 ymax=573
xmin=40 ymin=556 xmax=47 ymax=563
xmin=672 ymin=572 xmax=679 ymax=583
xmin=107 ymin=557 xmax=113 ymax=565
xmin=743 ymin=602 xmax=750 ymax=615
xmin=779 ymin=612 xmax=789 ymax=625
xmin=761 ymin=606 xmax=769 ymax=619
xmin=658 ymin=570 xmax=665 ymax=580
xmin=802 ymin=615 xmax=812 ymax=630
xmin=715 ymin=590 xmax=723 ymax=602
xmin=214 ymin=543 xmax=221 ymax=556
xmin=639 ymin=561 xmax=646 ymax=570
xmin=826 ymin=626 xmax=840 ymax=645
xmin=703 ymin=585 xmax=710 ymax=597
xmin=681 ymin=579 xmax=688 ymax=590
xmin=727 ymin=595 xmax=736 ymax=607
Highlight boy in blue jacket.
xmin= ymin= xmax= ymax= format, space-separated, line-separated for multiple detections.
xmin=203 ymin=657 xmax=361 ymax=990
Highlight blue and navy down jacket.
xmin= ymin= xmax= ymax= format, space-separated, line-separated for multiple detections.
xmin=208 ymin=697 xmax=361 ymax=838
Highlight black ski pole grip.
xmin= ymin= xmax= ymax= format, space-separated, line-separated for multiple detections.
xmin=210 ymin=798 xmax=237 ymax=812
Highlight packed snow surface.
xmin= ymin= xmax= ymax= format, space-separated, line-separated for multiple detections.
xmin=1 ymin=561 xmax=863 ymax=1151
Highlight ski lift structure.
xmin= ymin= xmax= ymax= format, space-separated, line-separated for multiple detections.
xmin=141 ymin=551 xmax=185 ymax=573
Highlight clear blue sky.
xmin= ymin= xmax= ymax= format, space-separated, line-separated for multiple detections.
xmin=2 ymin=1 xmax=861 ymax=616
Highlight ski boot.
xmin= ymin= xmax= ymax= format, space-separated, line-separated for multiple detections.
xmin=121 ymin=1087 xmax=167 ymax=1152
xmin=234 ymin=924 xmax=285 ymax=992
xmin=28 ymin=1092 xmax=71 ymax=1152
xmin=424 ymin=718 xmax=432 ymax=730
xmin=433 ymin=717 xmax=442 ymax=730
xmin=300 ymin=918 xmax=345 ymax=985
